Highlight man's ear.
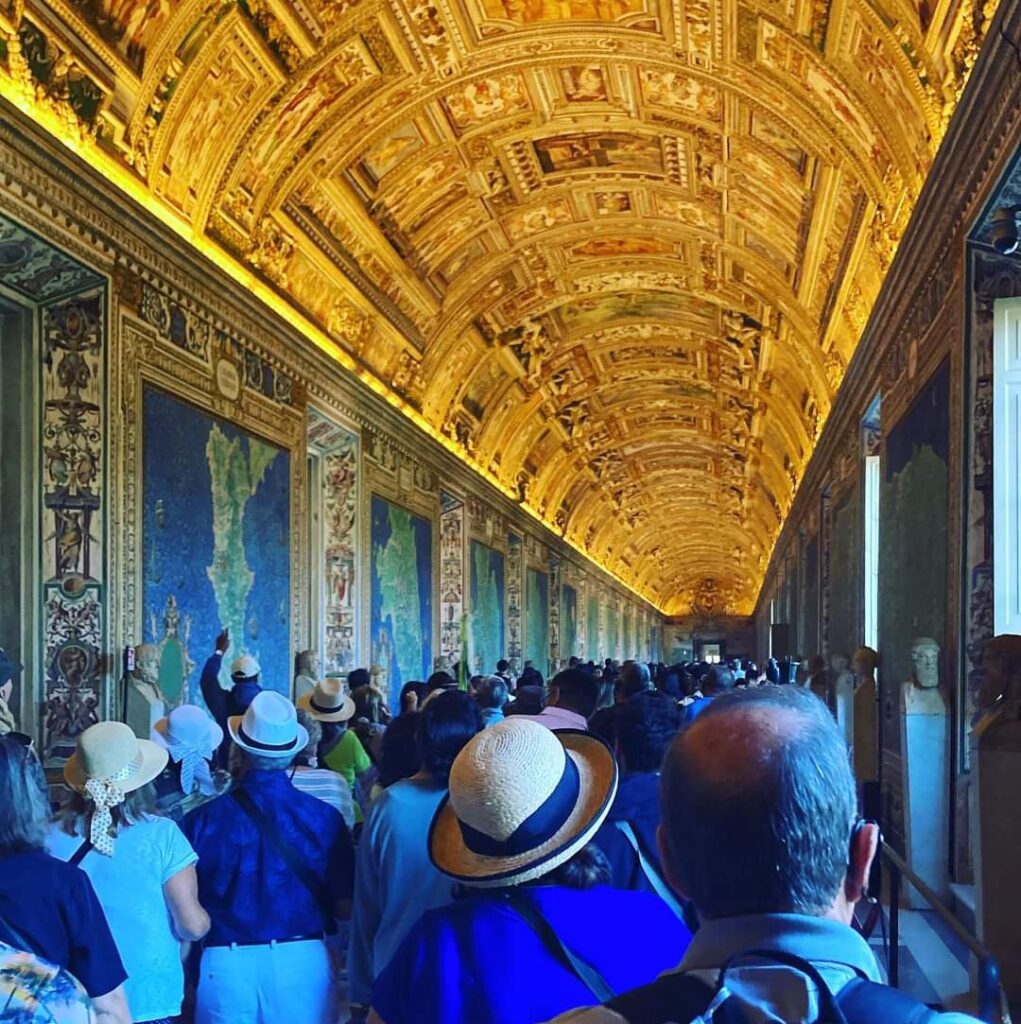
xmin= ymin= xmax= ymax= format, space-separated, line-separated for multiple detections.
xmin=656 ymin=823 xmax=691 ymax=901
xmin=845 ymin=821 xmax=880 ymax=903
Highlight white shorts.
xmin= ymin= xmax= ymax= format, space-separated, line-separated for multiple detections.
xmin=196 ymin=938 xmax=337 ymax=1024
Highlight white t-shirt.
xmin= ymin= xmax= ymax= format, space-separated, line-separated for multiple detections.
xmin=47 ymin=816 xmax=197 ymax=1021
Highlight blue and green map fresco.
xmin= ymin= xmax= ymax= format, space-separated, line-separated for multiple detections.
xmin=371 ymin=495 xmax=432 ymax=712
xmin=622 ymin=610 xmax=632 ymax=659
xmin=526 ymin=568 xmax=549 ymax=674
xmin=142 ymin=387 xmax=291 ymax=698
xmin=562 ymin=585 xmax=578 ymax=661
xmin=587 ymin=597 xmax=600 ymax=661
xmin=607 ymin=607 xmax=619 ymax=660
xmin=470 ymin=540 xmax=505 ymax=673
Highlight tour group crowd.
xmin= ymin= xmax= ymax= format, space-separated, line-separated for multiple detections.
xmin=0 ymin=638 xmax=984 ymax=1024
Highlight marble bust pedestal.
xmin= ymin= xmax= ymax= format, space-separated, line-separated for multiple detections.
xmin=900 ymin=669 xmax=949 ymax=908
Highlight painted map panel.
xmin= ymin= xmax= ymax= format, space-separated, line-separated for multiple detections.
xmin=622 ymin=609 xmax=632 ymax=658
xmin=142 ymin=387 xmax=291 ymax=700
xmin=526 ymin=567 xmax=549 ymax=674
xmin=470 ymin=539 xmax=505 ymax=674
xmin=562 ymin=584 xmax=578 ymax=661
xmin=587 ymin=595 xmax=600 ymax=661
xmin=607 ymin=605 xmax=619 ymax=660
xmin=371 ymin=495 xmax=433 ymax=712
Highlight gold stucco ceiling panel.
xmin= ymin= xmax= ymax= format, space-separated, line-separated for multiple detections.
xmin=2 ymin=0 xmax=987 ymax=614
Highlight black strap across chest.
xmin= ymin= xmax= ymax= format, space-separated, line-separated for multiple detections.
xmin=229 ymin=788 xmax=332 ymax=922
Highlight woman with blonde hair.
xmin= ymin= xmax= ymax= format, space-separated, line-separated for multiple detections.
xmin=48 ymin=721 xmax=210 ymax=1024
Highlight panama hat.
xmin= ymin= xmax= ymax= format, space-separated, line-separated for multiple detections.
xmin=296 ymin=678 xmax=356 ymax=723
xmin=65 ymin=722 xmax=169 ymax=856
xmin=231 ymin=654 xmax=261 ymax=681
xmin=429 ymin=718 xmax=618 ymax=888
xmin=228 ymin=690 xmax=307 ymax=758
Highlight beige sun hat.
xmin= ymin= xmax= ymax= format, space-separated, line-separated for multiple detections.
xmin=231 ymin=654 xmax=261 ymax=681
xmin=429 ymin=717 xmax=618 ymax=888
xmin=296 ymin=677 xmax=356 ymax=723
xmin=64 ymin=721 xmax=169 ymax=856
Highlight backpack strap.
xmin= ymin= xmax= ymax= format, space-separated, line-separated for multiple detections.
xmin=836 ymin=979 xmax=938 ymax=1024
xmin=68 ymin=839 xmax=93 ymax=868
xmin=606 ymin=971 xmax=720 ymax=1024
xmin=506 ymin=892 xmax=616 ymax=1004
xmin=612 ymin=821 xmax=687 ymax=921
xmin=230 ymin=789 xmax=332 ymax=927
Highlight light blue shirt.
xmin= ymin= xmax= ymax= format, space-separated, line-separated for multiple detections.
xmin=348 ymin=777 xmax=455 ymax=1006
xmin=47 ymin=816 xmax=197 ymax=1021
xmin=547 ymin=913 xmax=983 ymax=1023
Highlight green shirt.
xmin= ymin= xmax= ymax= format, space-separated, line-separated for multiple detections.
xmin=323 ymin=729 xmax=371 ymax=822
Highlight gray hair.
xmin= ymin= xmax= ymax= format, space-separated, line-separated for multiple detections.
xmin=661 ymin=685 xmax=857 ymax=920
xmin=475 ymin=676 xmax=509 ymax=710
xmin=0 ymin=738 xmax=51 ymax=854
xmin=296 ymin=709 xmax=322 ymax=765
xmin=239 ymin=749 xmax=293 ymax=774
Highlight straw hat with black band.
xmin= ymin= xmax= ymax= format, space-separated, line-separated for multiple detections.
xmin=296 ymin=677 xmax=356 ymax=723
xmin=429 ymin=717 xmax=618 ymax=888
xmin=65 ymin=721 xmax=168 ymax=856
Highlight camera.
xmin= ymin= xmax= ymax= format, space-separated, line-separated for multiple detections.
xmin=990 ymin=206 xmax=1019 ymax=255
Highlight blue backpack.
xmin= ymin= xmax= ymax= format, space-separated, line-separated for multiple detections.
xmin=605 ymin=948 xmax=938 ymax=1024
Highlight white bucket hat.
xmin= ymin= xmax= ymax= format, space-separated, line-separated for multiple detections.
xmin=152 ymin=704 xmax=223 ymax=795
xmin=429 ymin=718 xmax=618 ymax=888
xmin=296 ymin=678 xmax=356 ymax=723
xmin=228 ymin=690 xmax=306 ymax=758
xmin=231 ymin=655 xmax=261 ymax=681
xmin=65 ymin=721 xmax=168 ymax=856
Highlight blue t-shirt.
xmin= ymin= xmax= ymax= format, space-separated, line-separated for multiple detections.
xmin=373 ymin=885 xmax=692 ymax=1024
xmin=0 ymin=849 xmax=126 ymax=999
xmin=47 ymin=817 xmax=197 ymax=1020
xmin=182 ymin=769 xmax=354 ymax=945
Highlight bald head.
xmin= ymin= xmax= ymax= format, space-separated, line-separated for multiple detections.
xmin=661 ymin=685 xmax=856 ymax=920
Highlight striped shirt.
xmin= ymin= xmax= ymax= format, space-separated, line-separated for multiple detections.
xmin=290 ymin=767 xmax=356 ymax=829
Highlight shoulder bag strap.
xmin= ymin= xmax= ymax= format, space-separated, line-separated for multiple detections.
xmin=68 ymin=839 xmax=93 ymax=868
xmin=507 ymin=892 xmax=616 ymax=1004
xmin=613 ymin=821 xmax=687 ymax=920
xmin=230 ymin=789 xmax=332 ymax=922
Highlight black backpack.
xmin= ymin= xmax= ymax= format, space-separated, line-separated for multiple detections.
xmin=606 ymin=948 xmax=938 ymax=1024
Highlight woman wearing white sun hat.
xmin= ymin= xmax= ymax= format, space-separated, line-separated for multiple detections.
xmin=48 ymin=720 xmax=210 ymax=1024
xmin=367 ymin=718 xmax=692 ymax=1024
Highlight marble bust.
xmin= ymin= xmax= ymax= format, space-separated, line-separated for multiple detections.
xmin=294 ymin=648 xmax=318 ymax=702
xmin=903 ymin=636 xmax=946 ymax=715
xmin=124 ymin=643 xmax=165 ymax=737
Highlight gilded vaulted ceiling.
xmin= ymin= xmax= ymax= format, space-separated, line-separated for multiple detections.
xmin=0 ymin=0 xmax=988 ymax=613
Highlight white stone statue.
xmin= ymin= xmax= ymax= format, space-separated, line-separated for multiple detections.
xmin=903 ymin=636 xmax=946 ymax=714
xmin=831 ymin=652 xmax=854 ymax=751
xmin=294 ymin=648 xmax=318 ymax=702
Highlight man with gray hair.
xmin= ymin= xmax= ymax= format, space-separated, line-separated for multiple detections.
xmin=548 ymin=686 xmax=981 ymax=1023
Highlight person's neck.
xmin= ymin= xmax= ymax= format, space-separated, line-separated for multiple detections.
xmin=409 ymin=769 xmax=435 ymax=783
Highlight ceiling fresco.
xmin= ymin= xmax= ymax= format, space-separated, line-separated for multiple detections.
xmin=0 ymin=0 xmax=990 ymax=613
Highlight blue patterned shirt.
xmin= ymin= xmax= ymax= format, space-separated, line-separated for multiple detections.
xmin=182 ymin=770 xmax=354 ymax=945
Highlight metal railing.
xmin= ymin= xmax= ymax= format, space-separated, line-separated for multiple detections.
xmin=882 ymin=845 xmax=1003 ymax=1023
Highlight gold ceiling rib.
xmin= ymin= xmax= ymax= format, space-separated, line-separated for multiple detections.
xmin=0 ymin=0 xmax=988 ymax=615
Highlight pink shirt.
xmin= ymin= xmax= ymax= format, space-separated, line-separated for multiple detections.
xmin=531 ymin=705 xmax=589 ymax=732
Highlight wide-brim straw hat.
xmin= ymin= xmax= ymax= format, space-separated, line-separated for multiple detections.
xmin=429 ymin=718 xmax=617 ymax=888
xmin=228 ymin=690 xmax=308 ymax=758
xmin=296 ymin=677 xmax=356 ymax=723
xmin=152 ymin=704 xmax=223 ymax=755
xmin=65 ymin=721 xmax=168 ymax=793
